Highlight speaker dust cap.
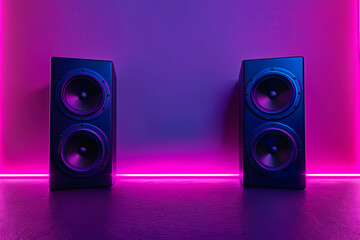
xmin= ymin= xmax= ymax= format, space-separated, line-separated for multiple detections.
xmin=246 ymin=67 xmax=302 ymax=120
xmin=246 ymin=122 xmax=303 ymax=177
xmin=55 ymin=123 xmax=110 ymax=177
xmin=55 ymin=68 xmax=110 ymax=120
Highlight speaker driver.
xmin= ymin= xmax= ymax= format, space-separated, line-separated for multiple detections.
xmin=55 ymin=123 xmax=110 ymax=177
xmin=253 ymin=129 xmax=295 ymax=171
xmin=246 ymin=67 xmax=302 ymax=119
xmin=63 ymin=76 xmax=102 ymax=113
xmin=55 ymin=68 xmax=110 ymax=120
xmin=61 ymin=131 xmax=101 ymax=171
xmin=246 ymin=122 xmax=302 ymax=176
xmin=253 ymin=75 xmax=292 ymax=112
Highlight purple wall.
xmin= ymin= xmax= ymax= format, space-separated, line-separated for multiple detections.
xmin=1 ymin=0 xmax=359 ymax=174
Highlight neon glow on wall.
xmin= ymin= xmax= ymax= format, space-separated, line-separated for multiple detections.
xmin=0 ymin=0 xmax=2 ymax=172
xmin=0 ymin=0 xmax=359 ymax=175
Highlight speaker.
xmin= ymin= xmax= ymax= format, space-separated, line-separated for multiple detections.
xmin=239 ymin=56 xmax=305 ymax=189
xmin=50 ymin=57 xmax=116 ymax=190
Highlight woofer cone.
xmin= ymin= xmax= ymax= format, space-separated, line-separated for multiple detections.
xmin=246 ymin=67 xmax=302 ymax=120
xmin=246 ymin=123 xmax=302 ymax=176
xmin=62 ymin=76 xmax=103 ymax=115
xmin=252 ymin=75 xmax=293 ymax=113
xmin=55 ymin=68 xmax=110 ymax=120
xmin=55 ymin=124 xmax=110 ymax=177
xmin=253 ymin=129 xmax=295 ymax=171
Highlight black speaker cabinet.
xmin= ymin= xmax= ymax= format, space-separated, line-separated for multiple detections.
xmin=50 ymin=57 xmax=116 ymax=190
xmin=239 ymin=56 xmax=305 ymax=189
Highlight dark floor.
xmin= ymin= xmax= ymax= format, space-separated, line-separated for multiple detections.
xmin=0 ymin=177 xmax=359 ymax=240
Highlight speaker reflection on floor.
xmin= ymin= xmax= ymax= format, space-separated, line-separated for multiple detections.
xmin=239 ymin=57 xmax=305 ymax=189
xmin=50 ymin=57 xmax=116 ymax=190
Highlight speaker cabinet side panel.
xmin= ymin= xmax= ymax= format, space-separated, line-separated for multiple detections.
xmin=302 ymin=57 xmax=306 ymax=186
xmin=239 ymin=62 xmax=245 ymax=184
xmin=111 ymin=63 xmax=117 ymax=183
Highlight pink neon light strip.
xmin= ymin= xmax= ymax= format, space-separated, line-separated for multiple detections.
xmin=118 ymin=174 xmax=239 ymax=177
xmin=0 ymin=174 xmax=49 ymax=177
xmin=0 ymin=174 xmax=360 ymax=177
xmin=306 ymin=174 xmax=360 ymax=177
xmin=0 ymin=174 xmax=238 ymax=177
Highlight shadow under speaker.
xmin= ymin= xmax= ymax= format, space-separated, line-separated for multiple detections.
xmin=50 ymin=57 xmax=116 ymax=190
xmin=239 ymin=56 xmax=305 ymax=189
